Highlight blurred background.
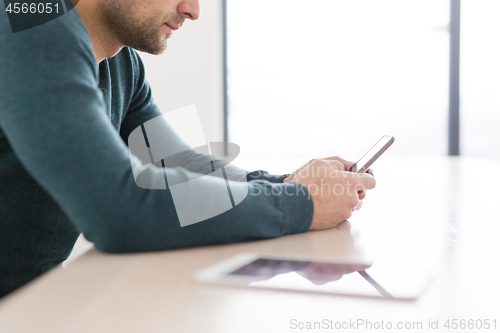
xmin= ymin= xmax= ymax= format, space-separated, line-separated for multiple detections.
xmin=139 ymin=0 xmax=500 ymax=170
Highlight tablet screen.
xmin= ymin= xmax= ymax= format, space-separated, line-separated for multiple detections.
xmin=226 ymin=258 xmax=428 ymax=300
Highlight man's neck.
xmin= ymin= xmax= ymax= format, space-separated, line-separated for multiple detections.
xmin=75 ymin=0 xmax=123 ymax=63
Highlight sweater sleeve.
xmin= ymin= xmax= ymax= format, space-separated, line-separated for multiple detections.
xmin=0 ymin=14 xmax=313 ymax=253
xmin=119 ymin=50 xmax=291 ymax=184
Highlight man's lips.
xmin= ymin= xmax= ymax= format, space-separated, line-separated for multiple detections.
xmin=165 ymin=23 xmax=180 ymax=32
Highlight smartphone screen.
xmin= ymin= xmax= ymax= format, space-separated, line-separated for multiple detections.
xmin=349 ymin=136 xmax=395 ymax=173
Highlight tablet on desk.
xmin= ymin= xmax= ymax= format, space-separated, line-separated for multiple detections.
xmin=194 ymin=253 xmax=430 ymax=301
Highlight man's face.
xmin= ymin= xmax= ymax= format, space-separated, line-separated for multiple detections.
xmin=99 ymin=0 xmax=200 ymax=55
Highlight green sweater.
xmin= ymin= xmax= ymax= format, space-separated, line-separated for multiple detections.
xmin=0 ymin=8 xmax=313 ymax=298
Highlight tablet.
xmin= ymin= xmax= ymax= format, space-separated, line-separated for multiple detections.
xmin=194 ymin=253 xmax=430 ymax=301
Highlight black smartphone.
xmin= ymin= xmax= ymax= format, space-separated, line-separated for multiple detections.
xmin=348 ymin=136 xmax=395 ymax=173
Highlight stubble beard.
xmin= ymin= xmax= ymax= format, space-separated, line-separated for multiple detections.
xmin=100 ymin=0 xmax=174 ymax=55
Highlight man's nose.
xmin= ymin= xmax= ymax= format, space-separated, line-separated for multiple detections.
xmin=178 ymin=0 xmax=200 ymax=21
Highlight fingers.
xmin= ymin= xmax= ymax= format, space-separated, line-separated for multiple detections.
xmin=296 ymin=159 xmax=345 ymax=178
xmin=353 ymin=173 xmax=376 ymax=190
xmin=289 ymin=157 xmax=352 ymax=182
xmin=358 ymin=190 xmax=366 ymax=200
xmin=323 ymin=156 xmax=353 ymax=171
xmin=353 ymin=200 xmax=362 ymax=212
xmin=324 ymin=159 xmax=345 ymax=172
xmin=287 ymin=158 xmax=340 ymax=181
xmin=294 ymin=156 xmax=366 ymax=176
xmin=366 ymin=168 xmax=374 ymax=177
xmin=312 ymin=158 xmax=345 ymax=170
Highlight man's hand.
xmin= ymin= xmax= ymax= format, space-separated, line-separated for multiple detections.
xmin=283 ymin=157 xmax=376 ymax=231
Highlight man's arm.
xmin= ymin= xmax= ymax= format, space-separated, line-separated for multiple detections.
xmin=0 ymin=14 xmax=313 ymax=253
xmin=119 ymin=50 xmax=291 ymax=184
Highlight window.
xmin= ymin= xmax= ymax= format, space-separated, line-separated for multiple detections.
xmin=227 ymin=0 xmax=450 ymax=165
xmin=461 ymin=0 xmax=500 ymax=160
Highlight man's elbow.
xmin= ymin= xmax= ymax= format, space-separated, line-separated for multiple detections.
xmin=82 ymin=229 xmax=130 ymax=254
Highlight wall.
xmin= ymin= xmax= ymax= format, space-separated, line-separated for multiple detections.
xmin=138 ymin=0 xmax=224 ymax=142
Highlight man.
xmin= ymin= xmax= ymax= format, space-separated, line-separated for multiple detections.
xmin=0 ymin=0 xmax=375 ymax=298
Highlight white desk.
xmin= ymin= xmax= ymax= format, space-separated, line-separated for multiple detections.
xmin=0 ymin=157 xmax=499 ymax=332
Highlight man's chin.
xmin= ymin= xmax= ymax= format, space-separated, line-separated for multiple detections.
xmin=131 ymin=41 xmax=167 ymax=55
xmin=151 ymin=37 xmax=168 ymax=55
xmin=153 ymin=42 xmax=168 ymax=55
